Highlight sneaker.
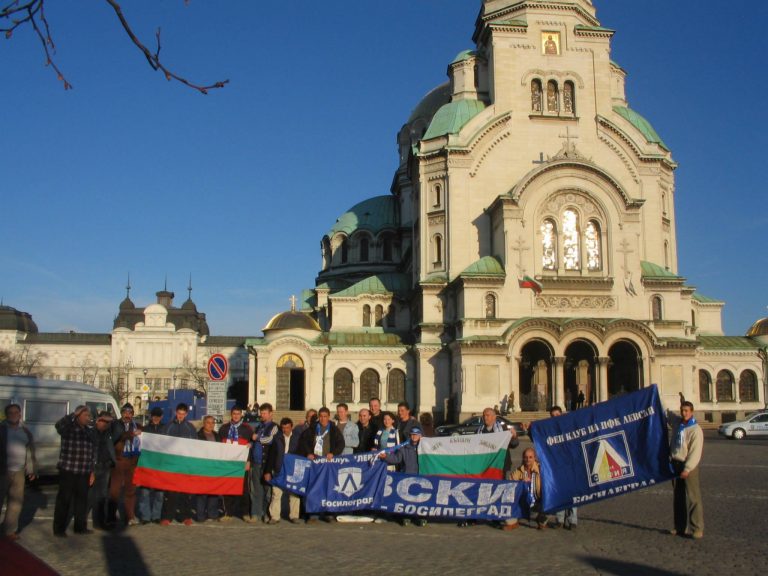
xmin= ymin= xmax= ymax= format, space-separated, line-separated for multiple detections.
xmin=159 ymin=519 xmax=171 ymax=526
xmin=501 ymin=522 xmax=519 ymax=531
xmin=127 ymin=518 xmax=140 ymax=527
xmin=183 ymin=519 xmax=193 ymax=526
xmin=219 ymin=515 xmax=233 ymax=523
xmin=692 ymin=530 xmax=704 ymax=539
xmin=267 ymin=519 xmax=280 ymax=525
xmin=668 ymin=528 xmax=678 ymax=536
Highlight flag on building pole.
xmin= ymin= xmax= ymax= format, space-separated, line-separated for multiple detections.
xmin=518 ymin=275 xmax=543 ymax=294
xmin=134 ymin=433 xmax=249 ymax=495
xmin=417 ymin=432 xmax=511 ymax=479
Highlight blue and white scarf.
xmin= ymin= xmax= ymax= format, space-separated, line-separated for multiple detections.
xmin=674 ymin=417 xmax=697 ymax=452
xmin=375 ymin=427 xmax=399 ymax=451
xmin=122 ymin=420 xmax=140 ymax=457
xmin=227 ymin=422 xmax=240 ymax=444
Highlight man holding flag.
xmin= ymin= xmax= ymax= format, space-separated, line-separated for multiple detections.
xmin=667 ymin=397 xmax=704 ymax=539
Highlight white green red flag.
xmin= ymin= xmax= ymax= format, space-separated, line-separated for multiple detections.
xmin=133 ymin=433 xmax=248 ymax=495
xmin=417 ymin=432 xmax=511 ymax=479
xmin=518 ymin=275 xmax=543 ymax=294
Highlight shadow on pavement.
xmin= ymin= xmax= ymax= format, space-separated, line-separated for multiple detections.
xmin=102 ymin=532 xmax=150 ymax=576
xmin=584 ymin=517 xmax=668 ymax=534
xmin=19 ymin=481 xmax=50 ymax=533
xmin=584 ymin=556 xmax=688 ymax=576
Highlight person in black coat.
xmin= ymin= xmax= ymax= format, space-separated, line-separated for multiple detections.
xmin=355 ymin=408 xmax=378 ymax=453
xmin=296 ymin=407 xmax=345 ymax=460
xmin=264 ymin=418 xmax=301 ymax=523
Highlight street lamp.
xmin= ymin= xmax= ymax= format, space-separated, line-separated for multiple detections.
xmin=386 ymin=362 xmax=392 ymax=402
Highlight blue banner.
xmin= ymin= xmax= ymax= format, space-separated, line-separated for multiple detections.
xmin=272 ymin=453 xmax=524 ymax=520
xmin=380 ymin=473 xmax=522 ymax=520
xmin=531 ymin=384 xmax=674 ymax=513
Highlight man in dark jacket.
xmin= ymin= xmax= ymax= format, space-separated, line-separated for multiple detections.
xmin=136 ymin=407 xmax=164 ymax=524
xmin=264 ymin=417 xmax=300 ymax=523
xmin=218 ymin=406 xmax=253 ymax=521
xmin=53 ymin=405 xmax=96 ymax=537
xmin=160 ymin=403 xmax=196 ymax=526
xmin=1 ymin=403 xmax=37 ymax=540
xmin=355 ymin=408 xmax=378 ymax=453
xmin=396 ymin=402 xmax=419 ymax=440
xmin=381 ymin=427 xmax=425 ymax=527
xmin=109 ymin=403 xmax=141 ymax=526
xmin=89 ymin=411 xmax=115 ymax=531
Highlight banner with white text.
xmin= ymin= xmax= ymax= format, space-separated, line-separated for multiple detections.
xmin=530 ymin=384 xmax=675 ymax=513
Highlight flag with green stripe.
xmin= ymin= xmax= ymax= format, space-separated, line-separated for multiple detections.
xmin=134 ymin=433 xmax=249 ymax=495
xmin=418 ymin=432 xmax=511 ymax=479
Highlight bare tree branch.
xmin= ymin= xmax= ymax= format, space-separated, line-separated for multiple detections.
xmin=2 ymin=0 xmax=228 ymax=93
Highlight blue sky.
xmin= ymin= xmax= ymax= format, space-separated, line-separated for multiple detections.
xmin=2 ymin=1 xmax=766 ymax=336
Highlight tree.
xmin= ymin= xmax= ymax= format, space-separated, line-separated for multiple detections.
xmin=77 ymin=358 xmax=99 ymax=386
xmin=0 ymin=349 xmax=14 ymax=375
xmin=10 ymin=343 xmax=46 ymax=376
xmin=1 ymin=0 xmax=228 ymax=93
xmin=179 ymin=352 xmax=212 ymax=397
xmin=105 ymin=362 xmax=131 ymax=406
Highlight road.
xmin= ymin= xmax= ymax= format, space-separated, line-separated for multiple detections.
xmin=7 ymin=432 xmax=768 ymax=576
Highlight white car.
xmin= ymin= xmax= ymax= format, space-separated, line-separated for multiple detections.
xmin=718 ymin=411 xmax=768 ymax=440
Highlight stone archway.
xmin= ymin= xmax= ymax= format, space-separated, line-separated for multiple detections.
xmin=519 ymin=340 xmax=554 ymax=411
xmin=564 ymin=340 xmax=598 ymax=411
xmin=276 ymin=353 xmax=305 ymax=411
xmin=608 ymin=340 xmax=643 ymax=398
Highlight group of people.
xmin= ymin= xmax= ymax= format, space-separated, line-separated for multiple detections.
xmin=0 ymin=394 xmax=704 ymax=540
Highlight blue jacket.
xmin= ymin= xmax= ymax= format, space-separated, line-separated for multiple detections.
xmin=384 ymin=442 xmax=419 ymax=474
xmin=163 ymin=419 xmax=197 ymax=439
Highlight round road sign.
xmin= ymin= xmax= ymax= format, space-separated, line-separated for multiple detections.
xmin=207 ymin=353 xmax=228 ymax=381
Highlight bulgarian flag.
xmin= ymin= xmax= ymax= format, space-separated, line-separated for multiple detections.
xmin=134 ymin=433 xmax=249 ymax=495
xmin=518 ymin=275 xmax=543 ymax=294
xmin=418 ymin=432 xmax=511 ymax=479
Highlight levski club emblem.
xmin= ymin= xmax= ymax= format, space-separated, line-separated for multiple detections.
xmin=335 ymin=467 xmax=363 ymax=497
xmin=581 ymin=431 xmax=634 ymax=487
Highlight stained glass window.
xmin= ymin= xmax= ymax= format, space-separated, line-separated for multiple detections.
xmin=739 ymin=370 xmax=757 ymax=402
xmin=563 ymin=81 xmax=575 ymax=114
xmin=585 ymin=220 xmax=601 ymax=270
xmin=562 ymin=209 xmax=580 ymax=270
xmin=541 ymin=219 xmax=557 ymax=270
xmin=698 ymin=370 xmax=712 ymax=403
xmin=716 ymin=370 xmax=734 ymax=402
xmin=485 ymin=293 xmax=496 ymax=319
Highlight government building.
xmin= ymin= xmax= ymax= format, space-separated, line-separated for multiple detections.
xmin=2 ymin=0 xmax=766 ymax=424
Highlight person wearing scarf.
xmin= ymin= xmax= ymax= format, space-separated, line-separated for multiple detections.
xmin=108 ymin=403 xmax=141 ymax=527
xmin=667 ymin=398 xmax=704 ymax=539
xmin=218 ymin=406 xmax=253 ymax=521
xmin=507 ymin=447 xmax=547 ymax=530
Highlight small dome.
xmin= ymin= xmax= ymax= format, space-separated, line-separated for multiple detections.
xmin=0 ymin=305 xmax=38 ymax=333
xmin=264 ymin=311 xmax=321 ymax=332
xmin=119 ymin=297 xmax=135 ymax=311
xmin=181 ymin=298 xmax=197 ymax=311
xmin=328 ymin=195 xmax=398 ymax=238
xmin=407 ymin=82 xmax=451 ymax=125
xmin=747 ymin=318 xmax=768 ymax=338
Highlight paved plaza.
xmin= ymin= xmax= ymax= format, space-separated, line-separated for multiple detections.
xmin=7 ymin=432 xmax=767 ymax=576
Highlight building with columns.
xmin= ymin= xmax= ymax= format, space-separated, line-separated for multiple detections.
xmin=2 ymin=0 xmax=766 ymax=424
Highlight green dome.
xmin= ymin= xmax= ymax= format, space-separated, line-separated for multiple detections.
xmin=328 ymin=195 xmax=398 ymax=238
xmin=613 ymin=106 xmax=668 ymax=151
xmin=423 ymin=99 xmax=487 ymax=140
xmin=407 ymin=83 xmax=451 ymax=124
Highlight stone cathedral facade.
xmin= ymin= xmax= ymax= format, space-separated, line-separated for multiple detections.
xmin=2 ymin=0 xmax=766 ymax=423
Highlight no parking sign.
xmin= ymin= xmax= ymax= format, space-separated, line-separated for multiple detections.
xmin=207 ymin=353 xmax=228 ymax=381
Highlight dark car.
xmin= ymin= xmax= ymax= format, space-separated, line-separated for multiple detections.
xmin=435 ymin=415 xmax=526 ymax=437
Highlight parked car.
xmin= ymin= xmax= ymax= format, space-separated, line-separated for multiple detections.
xmin=435 ymin=415 xmax=526 ymax=437
xmin=718 ymin=411 xmax=768 ymax=440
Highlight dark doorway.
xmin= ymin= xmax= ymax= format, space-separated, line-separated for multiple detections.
xmin=289 ymin=369 xmax=305 ymax=411
xmin=608 ymin=340 xmax=643 ymax=398
xmin=564 ymin=340 xmax=597 ymax=411
xmin=518 ymin=340 xmax=554 ymax=411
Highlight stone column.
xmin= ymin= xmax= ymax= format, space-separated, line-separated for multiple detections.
xmin=554 ymin=356 xmax=566 ymax=410
xmin=597 ymin=356 xmax=611 ymax=403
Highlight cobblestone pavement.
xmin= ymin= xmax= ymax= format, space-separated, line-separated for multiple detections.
xmin=8 ymin=432 xmax=768 ymax=576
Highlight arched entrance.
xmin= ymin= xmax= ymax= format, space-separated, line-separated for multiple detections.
xmin=564 ymin=340 xmax=597 ymax=411
xmin=276 ymin=353 xmax=305 ymax=411
xmin=519 ymin=340 xmax=554 ymax=411
xmin=608 ymin=340 xmax=643 ymax=398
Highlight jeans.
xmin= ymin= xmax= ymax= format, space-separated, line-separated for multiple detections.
xmin=249 ymin=464 xmax=270 ymax=519
xmin=195 ymin=495 xmax=220 ymax=522
xmin=136 ymin=487 xmax=164 ymax=522
xmin=1 ymin=470 xmax=26 ymax=535
xmin=53 ymin=470 xmax=90 ymax=534
xmin=162 ymin=491 xmax=192 ymax=522
xmin=556 ymin=507 xmax=578 ymax=526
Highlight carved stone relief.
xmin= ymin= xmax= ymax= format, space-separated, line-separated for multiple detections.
xmin=535 ymin=295 xmax=616 ymax=310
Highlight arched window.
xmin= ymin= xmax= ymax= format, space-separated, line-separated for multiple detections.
xmin=360 ymin=237 xmax=369 ymax=262
xmin=698 ymin=370 xmax=712 ymax=403
xmin=652 ymin=296 xmax=663 ymax=321
xmin=374 ymin=305 xmax=384 ymax=327
xmin=716 ymin=369 xmax=735 ymax=402
xmin=485 ymin=293 xmax=496 ymax=319
xmin=382 ymin=237 xmax=393 ymax=262
xmin=388 ymin=369 xmax=406 ymax=404
xmin=563 ymin=81 xmax=575 ymax=114
xmin=531 ymin=79 xmax=543 ymax=112
xmin=362 ymin=304 xmax=371 ymax=327
xmin=360 ymin=369 xmax=380 ymax=403
xmin=562 ymin=209 xmax=579 ymax=270
xmin=541 ymin=219 xmax=557 ymax=270
xmin=739 ymin=370 xmax=758 ymax=402
xmin=333 ymin=368 xmax=354 ymax=403
xmin=546 ymin=80 xmax=559 ymax=113
xmin=321 ymin=237 xmax=331 ymax=270
xmin=585 ymin=220 xmax=601 ymax=271
xmin=434 ymin=235 xmax=443 ymax=265
xmin=341 ymin=238 xmax=349 ymax=264
xmin=434 ymin=185 xmax=442 ymax=207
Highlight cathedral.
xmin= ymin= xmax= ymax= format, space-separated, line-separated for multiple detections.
xmin=2 ymin=0 xmax=766 ymax=424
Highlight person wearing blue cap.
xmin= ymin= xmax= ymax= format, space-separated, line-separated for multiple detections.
xmin=379 ymin=426 xmax=426 ymax=527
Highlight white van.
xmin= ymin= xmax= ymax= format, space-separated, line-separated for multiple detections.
xmin=0 ymin=376 xmax=120 ymax=474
